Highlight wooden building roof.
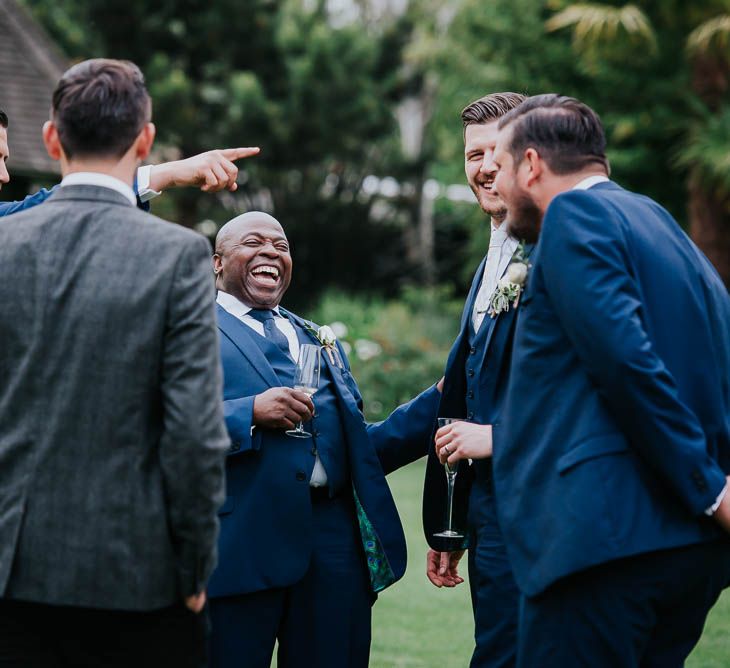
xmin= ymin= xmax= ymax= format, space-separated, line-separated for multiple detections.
xmin=0 ymin=0 xmax=66 ymax=177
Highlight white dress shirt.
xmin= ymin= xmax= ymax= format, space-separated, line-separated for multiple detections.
xmin=136 ymin=165 xmax=162 ymax=202
xmin=572 ymin=174 xmax=610 ymax=190
xmin=216 ymin=290 xmax=328 ymax=486
xmin=472 ymin=222 xmax=520 ymax=332
xmin=60 ymin=172 xmax=137 ymax=205
xmin=60 ymin=167 xmax=162 ymax=204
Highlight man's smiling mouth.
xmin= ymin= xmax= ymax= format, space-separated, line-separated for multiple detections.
xmin=250 ymin=265 xmax=281 ymax=286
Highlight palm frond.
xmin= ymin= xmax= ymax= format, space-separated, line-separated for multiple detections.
xmin=675 ymin=106 xmax=730 ymax=196
xmin=546 ymin=3 xmax=656 ymax=53
xmin=687 ymin=15 xmax=730 ymax=59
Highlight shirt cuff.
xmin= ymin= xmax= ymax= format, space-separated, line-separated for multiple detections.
xmin=136 ymin=165 xmax=162 ymax=203
xmin=705 ymin=482 xmax=728 ymax=516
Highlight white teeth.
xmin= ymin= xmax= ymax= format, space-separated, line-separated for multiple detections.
xmin=252 ymin=265 xmax=279 ymax=278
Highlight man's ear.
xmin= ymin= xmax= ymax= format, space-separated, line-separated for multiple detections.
xmin=213 ymin=253 xmax=223 ymax=278
xmin=134 ymin=122 xmax=156 ymax=162
xmin=42 ymin=121 xmax=63 ymax=161
xmin=523 ymin=148 xmax=543 ymax=188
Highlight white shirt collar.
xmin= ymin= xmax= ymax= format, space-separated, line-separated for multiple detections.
xmin=60 ymin=172 xmax=136 ymax=206
xmin=572 ymin=175 xmax=610 ymax=191
xmin=216 ymin=290 xmax=282 ymax=317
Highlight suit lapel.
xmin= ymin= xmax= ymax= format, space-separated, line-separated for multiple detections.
xmin=282 ymin=308 xmax=351 ymax=388
xmin=480 ymin=242 xmax=535 ymax=364
xmin=216 ymin=305 xmax=281 ymax=388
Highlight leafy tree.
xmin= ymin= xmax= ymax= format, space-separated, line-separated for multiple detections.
xmin=546 ymin=1 xmax=730 ymax=285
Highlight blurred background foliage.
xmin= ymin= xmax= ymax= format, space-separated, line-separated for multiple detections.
xmin=310 ymin=287 xmax=463 ymax=420
xmin=18 ymin=0 xmax=730 ymax=412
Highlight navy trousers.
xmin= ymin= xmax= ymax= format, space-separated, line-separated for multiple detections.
xmin=467 ymin=475 xmax=520 ymax=668
xmin=517 ymin=538 xmax=730 ymax=668
xmin=209 ymin=491 xmax=373 ymax=668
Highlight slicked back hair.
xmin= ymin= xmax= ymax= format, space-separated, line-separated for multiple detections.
xmin=52 ymin=58 xmax=151 ymax=159
xmin=461 ymin=92 xmax=527 ymax=133
xmin=497 ymin=94 xmax=609 ymax=175
xmin=0 ymin=110 xmax=7 ymax=128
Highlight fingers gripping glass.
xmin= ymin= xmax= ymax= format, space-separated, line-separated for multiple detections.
xmin=433 ymin=417 xmax=465 ymax=539
xmin=286 ymin=344 xmax=321 ymax=439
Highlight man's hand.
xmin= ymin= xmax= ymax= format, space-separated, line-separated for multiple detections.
xmin=426 ymin=549 xmax=465 ymax=588
xmin=149 ymin=147 xmax=261 ymax=193
xmin=435 ymin=422 xmax=492 ymax=466
xmin=253 ymin=387 xmax=314 ymax=430
xmin=185 ymin=591 xmax=207 ymax=613
xmin=712 ymin=475 xmax=730 ymax=533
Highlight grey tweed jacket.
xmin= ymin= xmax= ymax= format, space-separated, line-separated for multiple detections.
xmin=0 ymin=185 xmax=229 ymax=611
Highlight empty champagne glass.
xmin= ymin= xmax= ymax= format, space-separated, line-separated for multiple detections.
xmin=286 ymin=344 xmax=321 ymax=438
xmin=433 ymin=417 xmax=465 ymax=539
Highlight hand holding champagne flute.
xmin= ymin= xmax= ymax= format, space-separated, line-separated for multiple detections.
xmin=433 ymin=417 xmax=465 ymax=539
xmin=286 ymin=344 xmax=321 ymax=438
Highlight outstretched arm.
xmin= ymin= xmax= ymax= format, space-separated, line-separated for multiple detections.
xmin=144 ymin=147 xmax=260 ymax=198
xmin=0 ymin=187 xmax=57 ymax=216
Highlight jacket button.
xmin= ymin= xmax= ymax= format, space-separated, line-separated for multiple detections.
xmin=468 ymin=390 xmax=474 ymax=399
xmin=468 ymin=369 xmax=475 ymax=377
xmin=312 ymin=430 xmax=320 ymax=437
xmin=229 ymin=442 xmax=240 ymax=453
xmin=467 ymin=411 xmax=474 ymax=420
xmin=310 ymin=446 xmax=318 ymax=456
xmin=469 ymin=347 xmax=476 ymax=355
xmin=296 ymin=471 xmax=306 ymax=482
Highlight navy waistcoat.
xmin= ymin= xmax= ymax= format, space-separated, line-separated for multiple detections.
xmin=466 ymin=316 xmax=497 ymax=485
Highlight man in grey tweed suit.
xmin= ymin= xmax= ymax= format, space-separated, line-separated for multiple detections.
xmin=0 ymin=59 xmax=229 ymax=667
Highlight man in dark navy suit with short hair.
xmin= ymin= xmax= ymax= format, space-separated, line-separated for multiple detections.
xmin=492 ymin=93 xmax=730 ymax=667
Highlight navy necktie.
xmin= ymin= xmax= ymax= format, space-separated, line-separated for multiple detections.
xmin=248 ymin=309 xmax=292 ymax=357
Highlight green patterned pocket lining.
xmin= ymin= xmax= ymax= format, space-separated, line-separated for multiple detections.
xmin=353 ymin=488 xmax=396 ymax=593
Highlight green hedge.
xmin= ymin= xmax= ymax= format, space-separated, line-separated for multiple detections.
xmin=307 ymin=287 xmax=464 ymax=421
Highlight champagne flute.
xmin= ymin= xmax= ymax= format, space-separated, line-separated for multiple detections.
xmin=433 ymin=417 xmax=465 ymax=539
xmin=286 ymin=344 xmax=321 ymax=439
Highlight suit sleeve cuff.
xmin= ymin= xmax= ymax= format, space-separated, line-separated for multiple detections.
xmin=136 ymin=165 xmax=162 ymax=203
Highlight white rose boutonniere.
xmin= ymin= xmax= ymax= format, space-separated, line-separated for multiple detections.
xmin=304 ymin=321 xmax=343 ymax=366
xmin=317 ymin=325 xmax=337 ymax=347
xmin=488 ymin=242 xmax=530 ymax=318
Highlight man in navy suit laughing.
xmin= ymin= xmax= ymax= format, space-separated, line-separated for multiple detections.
xmin=492 ymin=94 xmax=730 ymax=667
xmin=208 ymin=211 xmax=441 ymax=668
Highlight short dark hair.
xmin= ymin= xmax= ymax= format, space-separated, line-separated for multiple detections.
xmin=461 ymin=92 xmax=527 ymax=129
xmin=498 ymin=94 xmax=609 ymax=175
xmin=52 ymin=58 xmax=151 ymax=159
xmin=0 ymin=109 xmax=7 ymax=128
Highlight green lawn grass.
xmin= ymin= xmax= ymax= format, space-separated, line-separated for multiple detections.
xmin=371 ymin=461 xmax=730 ymax=668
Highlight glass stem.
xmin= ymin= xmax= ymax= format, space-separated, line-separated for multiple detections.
xmin=446 ymin=472 xmax=457 ymax=532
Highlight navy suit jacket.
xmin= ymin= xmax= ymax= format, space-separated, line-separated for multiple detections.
xmin=494 ymin=181 xmax=730 ymax=597
xmin=209 ymin=305 xmax=441 ymax=598
xmin=422 ymin=246 xmax=529 ymax=549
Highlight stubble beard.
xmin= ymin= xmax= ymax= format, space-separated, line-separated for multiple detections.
xmin=470 ymin=183 xmax=508 ymax=223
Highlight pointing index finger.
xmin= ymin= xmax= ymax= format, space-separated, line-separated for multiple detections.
xmin=220 ymin=147 xmax=261 ymax=161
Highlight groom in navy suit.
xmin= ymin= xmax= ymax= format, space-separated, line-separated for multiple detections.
xmin=422 ymin=92 xmax=527 ymax=668
xmin=491 ymin=94 xmax=730 ymax=667
xmin=208 ymin=211 xmax=441 ymax=668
